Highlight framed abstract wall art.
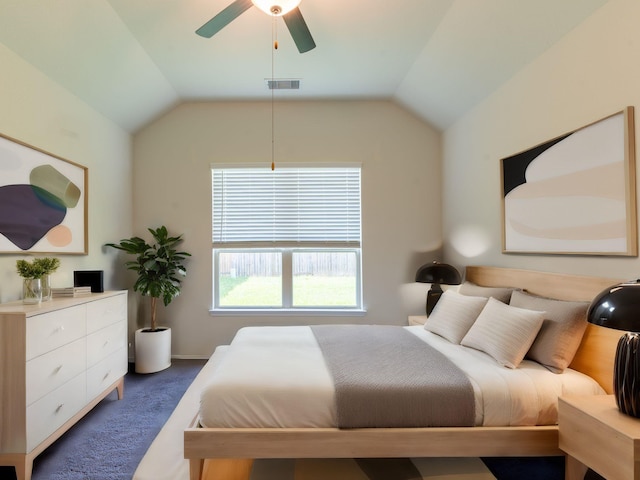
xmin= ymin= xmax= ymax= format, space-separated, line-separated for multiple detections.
xmin=501 ymin=106 xmax=637 ymax=256
xmin=0 ymin=133 xmax=88 ymax=254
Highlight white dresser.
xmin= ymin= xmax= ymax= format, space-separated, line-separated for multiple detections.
xmin=0 ymin=291 xmax=128 ymax=480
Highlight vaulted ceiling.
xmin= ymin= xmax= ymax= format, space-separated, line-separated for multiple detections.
xmin=0 ymin=0 xmax=608 ymax=132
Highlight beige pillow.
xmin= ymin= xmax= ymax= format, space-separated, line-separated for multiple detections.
xmin=510 ymin=290 xmax=589 ymax=373
xmin=458 ymin=281 xmax=515 ymax=303
xmin=461 ymin=297 xmax=545 ymax=368
xmin=424 ymin=290 xmax=488 ymax=344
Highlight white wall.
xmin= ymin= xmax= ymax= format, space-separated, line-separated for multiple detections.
xmin=442 ymin=0 xmax=640 ymax=281
xmin=132 ymin=100 xmax=442 ymax=356
xmin=0 ymin=44 xmax=133 ymax=303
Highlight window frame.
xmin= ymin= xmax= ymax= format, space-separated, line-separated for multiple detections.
xmin=211 ymin=163 xmax=363 ymax=315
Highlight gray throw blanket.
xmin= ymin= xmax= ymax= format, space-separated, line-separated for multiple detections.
xmin=311 ymin=325 xmax=475 ymax=428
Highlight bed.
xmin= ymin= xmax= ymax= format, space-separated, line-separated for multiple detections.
xmin=184 ymin=265 xmax=623 ymax=480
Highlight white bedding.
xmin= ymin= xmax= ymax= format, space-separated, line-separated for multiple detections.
xmin=199 ymin=325 xmax=605 ymax=429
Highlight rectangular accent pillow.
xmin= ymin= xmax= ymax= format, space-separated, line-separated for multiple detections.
xmin=423 ymin=290 xmax=488 ymax=344
xmin=458 ymin=281 xmax=515 ymax=303
xmin=509 ymin=290 xmax=589 ymax=373
xmin=461 ymin=297 xmax=544 ymax=368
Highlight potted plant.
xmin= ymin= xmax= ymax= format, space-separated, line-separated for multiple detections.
xmin=106 ymin=226 xmax=191 ymax=373
xmin=16 ymin=257 xmax=60 ymax=304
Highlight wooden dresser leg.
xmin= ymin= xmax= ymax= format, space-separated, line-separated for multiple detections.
xmin=189 ymin=458 xmax=204 ymax=480
xmin=12 ymin=455 xmax=33 ymax=480
xmin=116 ymin=377 xmax=124 ymax=400
xmin=565 ymin=455 xmax=588 ymax=480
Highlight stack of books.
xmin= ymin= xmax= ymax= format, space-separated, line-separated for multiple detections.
xmin=51 ymin=286 xmax=93 ymax=297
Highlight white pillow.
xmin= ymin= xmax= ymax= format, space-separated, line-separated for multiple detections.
xmin=460 ymin=297 xmax=545 ymax=368
xmin=424 ymin=290 xmax=488 ymax=344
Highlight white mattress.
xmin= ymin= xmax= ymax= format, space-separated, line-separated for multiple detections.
xmin=199 ymin=325 xmax=605 ymax=428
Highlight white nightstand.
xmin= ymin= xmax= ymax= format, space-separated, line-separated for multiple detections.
xmin=408 ymin=315 xmax=427 ymax=326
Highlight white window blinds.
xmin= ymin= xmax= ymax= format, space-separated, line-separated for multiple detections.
xmin=212 ymin=166 xmax=361 ymax=247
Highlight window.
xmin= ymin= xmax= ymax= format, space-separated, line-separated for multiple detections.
xmin=212 ymin=165 xmax=362 ymax=311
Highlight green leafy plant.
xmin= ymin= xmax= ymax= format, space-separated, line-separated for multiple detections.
xmin=35 ymin=257 xmax=61 ymax=275
xmin=16 ymin=257 xmax=60 ymax=279
xmin=106 ymin=226 xmax=191 ymax=331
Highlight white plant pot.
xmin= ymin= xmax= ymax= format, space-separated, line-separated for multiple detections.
xmin=135 ymin=327 xmax=171 ymax=374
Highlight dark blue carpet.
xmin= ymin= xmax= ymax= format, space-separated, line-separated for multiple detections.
xmin=0 ymin=360 xmax=205 ymax=480
xmin=482 ymin=456 xmax=564 ymax=479
xmin=0 ymin=359 xmax=595 ymax=480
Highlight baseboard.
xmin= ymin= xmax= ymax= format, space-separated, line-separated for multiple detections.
xmin=172 ymin=354 xmax=211 ymax=360
xmin=128 ymin=354 xmax=212 ymax=363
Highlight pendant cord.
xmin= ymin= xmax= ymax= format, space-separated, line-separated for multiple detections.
xmin=271 ymin=15 xmax=277 ymax=171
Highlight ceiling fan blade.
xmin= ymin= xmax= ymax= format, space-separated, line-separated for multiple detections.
xmin=196 ymin=0 xmax=253 ymax=38
xmin=283 ymin=7 xmax=316 ymax=53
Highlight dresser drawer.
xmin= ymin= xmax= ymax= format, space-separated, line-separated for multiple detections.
xmin=86 ymin=347 xmax=127 ymax=402
xmin=87 ymin=321 xmax=127 ymax=367
xmin=26 ymin=305 xmax=86 ymax=360
xmin=26 ymin=338 xmax=87 ymax=405
xmin=26 ymin=373 xmax=86 ymax=452
xmin=86 ymin=293 xmax=127 ymax=333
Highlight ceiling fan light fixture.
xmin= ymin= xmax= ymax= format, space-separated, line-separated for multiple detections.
xmin=251 ymin=0 xmax=301 ymax=16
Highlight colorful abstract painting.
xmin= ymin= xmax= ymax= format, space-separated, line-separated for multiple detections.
xmin=0 ymin=134 xmax=87 ymax=254
xmin=501 ymin=107 xmax=637 ymax=256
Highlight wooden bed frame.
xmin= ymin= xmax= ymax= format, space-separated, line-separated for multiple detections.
xmin=184 ymin=265 xmax=622 ymax=480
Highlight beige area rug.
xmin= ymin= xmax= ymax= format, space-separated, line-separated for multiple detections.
xmin=248 ymin=458 xmax=495 ymax=480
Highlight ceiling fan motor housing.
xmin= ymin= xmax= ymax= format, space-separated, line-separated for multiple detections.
xmin=251 ymin=0 xmax=301 ymax=16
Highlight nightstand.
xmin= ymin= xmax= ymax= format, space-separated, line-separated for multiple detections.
xmin=408 ymin=315 xmax=427 ymax=326
xmin=559 ymin=395 xmax=640 ymax=480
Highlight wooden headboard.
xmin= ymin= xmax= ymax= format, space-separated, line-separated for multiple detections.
xmin=465 ymin=265 xmax=622 ymax=394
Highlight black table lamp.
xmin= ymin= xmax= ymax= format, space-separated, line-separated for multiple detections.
xmin=588 ymin=280 xmax=640 ymax=417
xmin=415 ymin=261 xmax=461 ymax=316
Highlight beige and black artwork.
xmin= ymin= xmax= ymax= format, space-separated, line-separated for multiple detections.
xmin=501 ymin=107 xmax=637 ymax=256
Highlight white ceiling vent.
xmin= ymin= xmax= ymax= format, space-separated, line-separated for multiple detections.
xmin=266 ymin=79 xmax=301 ymax=90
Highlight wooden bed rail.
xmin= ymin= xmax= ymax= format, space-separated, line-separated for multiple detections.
xmin=184 ymin=425 xmax=561 ymax=459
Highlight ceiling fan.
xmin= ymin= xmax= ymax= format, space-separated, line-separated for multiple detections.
xmin=196 ymin=0 xmax=316 ymax=53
